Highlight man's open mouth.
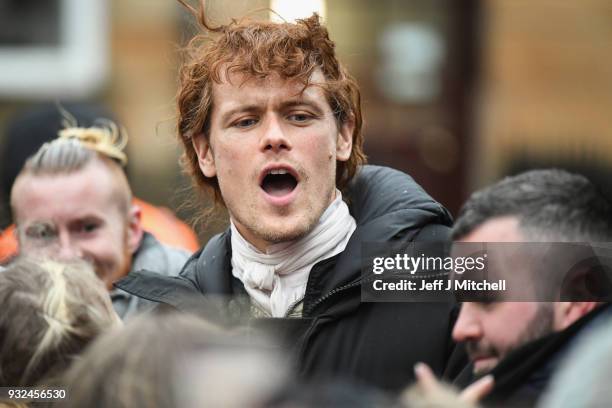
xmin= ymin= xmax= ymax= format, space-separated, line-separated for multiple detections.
xmin=260 ymin=168 xmax=298 ymax=197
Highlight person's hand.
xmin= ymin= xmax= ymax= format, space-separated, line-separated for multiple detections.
xmin=414 ymin=362 xmax=494 ymax=405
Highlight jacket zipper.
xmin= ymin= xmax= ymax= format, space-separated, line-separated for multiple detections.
xmin=293 ymin=276 xmax=374 ymax=364
xmin=305 ymin=275 xmax=379 ymax=316
xmin=284 ymin=296 xmax=305 ymax=318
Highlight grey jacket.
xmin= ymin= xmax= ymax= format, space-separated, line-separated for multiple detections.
xmin=111 ymin=232 xmax=190 ymax=319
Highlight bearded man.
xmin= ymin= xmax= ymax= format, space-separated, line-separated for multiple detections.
xmin=451 ymin=169 xmax=612 ymax=405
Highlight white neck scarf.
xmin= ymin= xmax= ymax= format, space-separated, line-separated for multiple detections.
xmin=230 ymin=190 xmax=356 ymax=317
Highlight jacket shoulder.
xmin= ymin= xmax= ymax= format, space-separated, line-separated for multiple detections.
xmin=115 ymin=231 xmax=233 ymax=310
xmin=131 ymin=232 xmax=191 ymax=277
xmin=178 ymin=230 xmax=237 ymax=295
xmin=346 ymin=165 xmax=452 ymax=227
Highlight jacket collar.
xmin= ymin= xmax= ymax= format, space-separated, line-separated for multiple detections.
xmin=481 ymin=303 xmax=612 ymax=404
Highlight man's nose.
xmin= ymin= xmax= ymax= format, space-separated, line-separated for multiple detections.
xmin=56 ymin=233 xmax=83 ymax=261
xmin=260 ymin=115 xmax=291 ymax=153
xmin=452 ymin=303 xmax=483 ymax=342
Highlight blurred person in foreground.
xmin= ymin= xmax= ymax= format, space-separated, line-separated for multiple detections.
xmin=401 ymin=362 xmax=494 ymax=408
xmin=449 ymin=169 xmax=612 ymax=406
xmin=10 ymin=117 xmax=190 ymax=319
xmin=116 ymin=0 xmax=464 ymax=391
xmin=0 ymin=257 xmax=119 ymax=394
xmin=538 ymin=311 xmax=612 ymax=408
xmin=58 ymin=313 xmax=288 ymax=408
xmin=0 ymin=103 xmax=200 ymax=265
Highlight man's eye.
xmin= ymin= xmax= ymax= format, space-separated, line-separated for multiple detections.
xmin=83 ymin=223 xmax=98 ymax=233
xmin=234 ymin=118 xmax=258 ymax=128
xmin=78 ymin=223 xmax=99 ymax=234
xmin=288 ymin=113 xmax=312 ymax=123
xmin=25 ymin=224 xmax=56 ymax=240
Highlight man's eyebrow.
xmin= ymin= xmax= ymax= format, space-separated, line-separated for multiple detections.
xmin=70 ymin=215 xmax=104 ymax=223
xmin=220 ymin=105 xmax=261 ymax=124
xmin=279 ymin=99 xmax=325 ymax=114
xmin=26 ymin=221 xmax=55 ymax=230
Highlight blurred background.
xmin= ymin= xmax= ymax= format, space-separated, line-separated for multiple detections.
xmin=1 ymin=0 xmax=611 ymax=244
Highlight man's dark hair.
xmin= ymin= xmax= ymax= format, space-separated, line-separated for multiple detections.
xmin=452 ymin=169 xmax=612 ymax=242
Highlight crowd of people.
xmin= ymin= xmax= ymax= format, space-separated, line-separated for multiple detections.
xmin=1 ymin=2 xmax=611 ymax=407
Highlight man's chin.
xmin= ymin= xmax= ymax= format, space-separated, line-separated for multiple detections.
xmin=97 ymin=264 xmax=131 ymax=291
xmin=95 ymin=269 xmax=115 ymax=291
xmin=258 ymin=224 xmax=312 ymax=245
xmin=242 ymin=212 xmax=320 ymax=245
xmin=472 ymin=357 xmax=499 ymax=376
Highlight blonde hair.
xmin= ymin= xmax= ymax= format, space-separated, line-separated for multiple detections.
xmin=12 ymin=112 xmax=133 ymax=217
xmin=0 ymin=257 xmax=119 ymax=387
xmin=55 ymin=106 xmax=128 ymax=166
xmin=24 ymin=110 xmax=129 ymax=173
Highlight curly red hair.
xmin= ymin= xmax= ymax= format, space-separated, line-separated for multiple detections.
xmin=176 ymin=1 xmax=366 ymax=208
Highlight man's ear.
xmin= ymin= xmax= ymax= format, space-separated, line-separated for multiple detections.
xmin=192 ymin=133 xmax=217 ymax=177
xmin=126 ymin=203 xmax=144 ymax=255
xmin=553 ymin=302 xmax=599 ymax=331
xmin=336 ymin=118 xmax=354 ymax=162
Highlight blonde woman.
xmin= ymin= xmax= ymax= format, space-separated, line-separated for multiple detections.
xmin=0 ymin=257 xmax=120 ymax=389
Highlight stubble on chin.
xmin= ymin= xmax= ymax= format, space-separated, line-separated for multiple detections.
xmin=467 ymin=304 xmax=555 ymax=375
xmin=234 ymin=201 xmax=319 ymax=246
xmin=229 ymin=168 xmax=337 ymax=246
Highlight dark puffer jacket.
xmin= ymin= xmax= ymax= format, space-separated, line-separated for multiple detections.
xmin=116 ymin=165 xmax=466 ymax=391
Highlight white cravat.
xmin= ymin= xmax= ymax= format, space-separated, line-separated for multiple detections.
xmin=231 ymin=190 xmax=356 ymax=317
